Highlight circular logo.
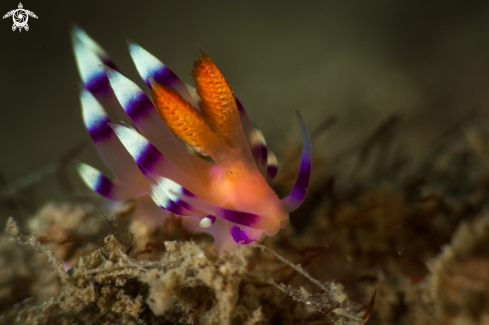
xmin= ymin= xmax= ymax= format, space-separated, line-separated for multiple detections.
xmin=3 ymin=3 xmax=38 ymax=32
xmin=13 ymin=9 xmax=28 ymax=28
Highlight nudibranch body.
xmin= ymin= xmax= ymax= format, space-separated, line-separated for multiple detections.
xmin=73 ymin=27 xmax=312 ymax=254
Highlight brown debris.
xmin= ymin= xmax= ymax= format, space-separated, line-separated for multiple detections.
xmin=3 ymin=116 xmax=489 ymax=324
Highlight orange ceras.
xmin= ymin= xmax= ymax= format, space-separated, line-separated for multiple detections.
xmin=192 ymin=51 xmax=237 ymax=147
xmin=151 ymin=83 xmax=210 ymax=155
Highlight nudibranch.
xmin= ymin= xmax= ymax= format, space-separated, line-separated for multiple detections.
xmin=72 ymin=26 xmax=312 ymax=254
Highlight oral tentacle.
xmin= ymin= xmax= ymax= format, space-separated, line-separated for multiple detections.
xmin=281 ymin=110 xmax=312 ymax=212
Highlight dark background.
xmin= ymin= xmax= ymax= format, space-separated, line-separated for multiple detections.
xmin=2 ymin=0 xmax=489 ymax=217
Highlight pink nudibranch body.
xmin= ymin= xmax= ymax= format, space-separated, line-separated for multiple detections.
xmin=73 ymin=26 xmax=312 ymax=254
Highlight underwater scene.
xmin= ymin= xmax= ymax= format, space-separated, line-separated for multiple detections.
xmin=2 ymin=0 xmax=489 ymax=324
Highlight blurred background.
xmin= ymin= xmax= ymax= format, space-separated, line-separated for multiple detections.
xmin=2 ymin=0 xmax=489 ymax=219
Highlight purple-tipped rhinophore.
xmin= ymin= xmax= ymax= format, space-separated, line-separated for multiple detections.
xmin=281 ymin=111 xmax=312 ymax=212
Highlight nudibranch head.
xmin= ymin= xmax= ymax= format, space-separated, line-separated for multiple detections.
xmin=72 ymin=26 xmax=312 ymax=255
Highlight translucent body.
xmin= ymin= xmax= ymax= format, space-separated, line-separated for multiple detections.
xmin=73 ymin=27 xmax=311 ymax=255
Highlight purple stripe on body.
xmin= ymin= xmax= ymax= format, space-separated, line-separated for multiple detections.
xmin=124 ymin=92 xmax=154 ymax=122
xmin=230 ymin=225 xmax=256 ymax=245
xmin=282 ymin=111 xmax=312 ymax=212
xmin=86 ymin=73 xmax=111 ymax=97
xmin=94 ymin=174 xmax=113 ymax=197
xmin=88 ymin=116 xmax=112 ymax=142
xmin=147 ymin=66 xmax=180 ymax=88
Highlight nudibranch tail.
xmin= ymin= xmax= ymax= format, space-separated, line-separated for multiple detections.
xmin=150 ymin=81 xmax=227 ymax=159
xmin=281 ymin=110 xmax=312 ymax=212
